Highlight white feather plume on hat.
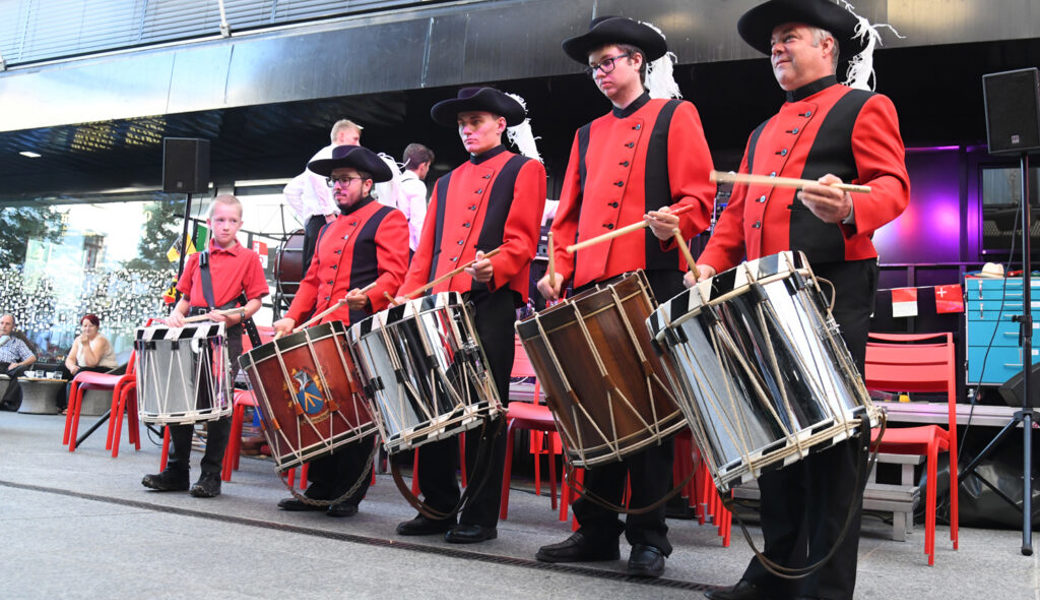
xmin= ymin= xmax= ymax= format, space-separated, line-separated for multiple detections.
xmin=503 ymin=93 xmax=543 ymax=162
xmin=640 ymin=21 xmax=682 ymax=99
xmin=839 ymin=1 xmax=904 ymax=91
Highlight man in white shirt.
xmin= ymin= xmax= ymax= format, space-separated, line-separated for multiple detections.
xmin=283 ymin=119 xmax=364 ymax=273
xmin=396 ymin=143 xmax=435 ymax=252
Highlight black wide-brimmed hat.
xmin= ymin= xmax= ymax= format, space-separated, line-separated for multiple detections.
xmin=561 ymin=16 xmax=667 ymax=65
xmin=738 ymin=0 xmax=865 ymax=61
xmin=430 ymin=87 xmax=526 ymax=127
xmin=308 ymin=145 xmax=393 ymax=182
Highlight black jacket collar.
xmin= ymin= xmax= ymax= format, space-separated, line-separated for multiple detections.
xmin=613 ymin=91 xmax=651 ymax=118
xmin=786 ymin=75 xmax=838 ymax=103
xmin=469 ymin=144 xmax=507 ymax=165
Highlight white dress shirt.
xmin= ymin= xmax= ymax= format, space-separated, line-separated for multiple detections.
xmin=283 ymin=144 xmax=340 ymax=222
xmin=396 ymin=170 xmax=428 ymax=251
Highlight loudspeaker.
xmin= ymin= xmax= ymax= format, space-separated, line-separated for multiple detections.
xmin=162 ymin=138 xmax=210 ymax=193
xmin=998 ymin=362 xmax=1040 ymax=408
xmin=983 ymin=68 xmax=1040 ymax=156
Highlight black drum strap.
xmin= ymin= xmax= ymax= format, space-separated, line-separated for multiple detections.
xmin=199 ymin=250 xmax=261 ymax=347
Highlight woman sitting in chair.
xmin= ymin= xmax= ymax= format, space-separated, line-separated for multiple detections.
xmin=59 ymin=313 xmax=118 ymax=412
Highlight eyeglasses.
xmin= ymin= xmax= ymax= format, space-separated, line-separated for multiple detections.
xmin=584 ymin=53 xmax=631 ymax=77
xmin=326 ymin=175 xmax=364 ymax=188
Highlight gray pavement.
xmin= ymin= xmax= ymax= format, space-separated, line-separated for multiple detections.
xmin=1 ymin=411 xmax=1037 ymax=599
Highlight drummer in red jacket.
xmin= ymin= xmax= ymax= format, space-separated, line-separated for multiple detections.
xmin=534 ymin=16 xmax=715 ymax=577
xmin=272 ymin=145 xmax=410 ymax=517
xmin=394 ymin=87 xmax=546 ymax=544
xmin=142 ymin=194 xmax=268 ymax=498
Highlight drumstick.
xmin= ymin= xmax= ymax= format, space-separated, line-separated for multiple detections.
xmin=671 ymin=228 xmax=698 ymax=273
xmin=547 ymin=232 xmax=557 ymax=287
xmin=401 ymin=247 xmax=503 ymax=299
xmin=565 ymin=203 xmax=696 ymax=254
xmin=292 ymin=282 xmax=377 ymax=332
xmin=710 ymin=170 xmax=872 ymax=194
xmin=384 ymin=291 xmax=399 ymax=307
xmin=182 ymin=307 xmax=245 ymax=324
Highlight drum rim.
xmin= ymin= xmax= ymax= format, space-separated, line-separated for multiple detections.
xmin=516 ymin=272 xmax=651 ymax=337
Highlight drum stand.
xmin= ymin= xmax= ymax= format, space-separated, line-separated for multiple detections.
xmin=959 ymin=151 xmax=1038 ymax=556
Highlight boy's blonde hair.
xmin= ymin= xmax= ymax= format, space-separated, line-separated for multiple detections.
xmin=207 ymin=194 xmax=243 ymax=219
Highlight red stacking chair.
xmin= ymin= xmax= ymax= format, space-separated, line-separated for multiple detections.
xmin=499 ymin=335 xmax=561 ymax=519
xmin=865 ymin=332 xmax=959 ymax=565
xmin=63 ymin=352 xmax=137 ymax=453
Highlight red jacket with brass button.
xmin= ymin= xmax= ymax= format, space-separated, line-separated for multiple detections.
xmin=698 ymin=76 xmax=910 ymax=273
xmin=550 ymin=93 xmax=715 ymax=289
xmin=401 ymin=145 xmax=547 ymax=302
xmin=286 ymin=197 xmax=410 ymax=325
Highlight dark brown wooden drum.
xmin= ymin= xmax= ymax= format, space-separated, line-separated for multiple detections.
xmin=238 ymin=321 xmax=376 ymax=472
xmin=515 ymin=270 xmax=685 ymax=468
xmin=275 ymin=228 xmax=305 ymax=297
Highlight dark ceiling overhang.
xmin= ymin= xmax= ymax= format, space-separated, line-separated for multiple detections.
xmin=1 ymin=0 xmax=1039 ymax=203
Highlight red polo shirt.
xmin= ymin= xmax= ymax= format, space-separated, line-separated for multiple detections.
xmin=176 ymin=240 xmax=269 ymax=308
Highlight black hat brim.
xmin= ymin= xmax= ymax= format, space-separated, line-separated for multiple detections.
xmin=308 ymin=145 xmax=393 ymax=182
xmin=430 ymin=87 xmax=526 ymax=127
xmin=561 ymin=16 xmax=667 ymax=64
xmin=737 ymin=0 xmax=863 ymax=61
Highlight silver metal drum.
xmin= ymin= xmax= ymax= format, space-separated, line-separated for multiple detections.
xmin=135 ymin=322 xmax=232 ymax=425
xmin=647 ymin=251 xmax=878 ymax=492
xmin=347 ymin=292 xmax=502 ymax=454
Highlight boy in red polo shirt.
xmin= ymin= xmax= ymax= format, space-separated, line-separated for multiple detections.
xmin=142 ymin=194 xmax=269 ymax=498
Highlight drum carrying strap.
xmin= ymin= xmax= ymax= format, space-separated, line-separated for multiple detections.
xmin=198 ymin=250 xmax=262 ymax=347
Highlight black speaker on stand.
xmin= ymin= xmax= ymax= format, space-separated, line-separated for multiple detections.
xmin=961 ymin=68 xmax=1040 ymax=556
xmin=162 ymin=137 xmax=211 ymax=284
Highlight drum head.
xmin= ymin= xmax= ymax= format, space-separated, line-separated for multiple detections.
xmin=275 ymin=229 xmax=306 ymax=296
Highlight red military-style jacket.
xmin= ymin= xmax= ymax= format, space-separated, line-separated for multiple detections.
xmin=286 ymin=197 xmax=410 ymax=325
xmin=401 ymin=145 xmax=546 ymax=302
xmin=551 ymin=93 xmax=715 ymax=289
xmin=699 ymin=76 xmax=911 ymax=273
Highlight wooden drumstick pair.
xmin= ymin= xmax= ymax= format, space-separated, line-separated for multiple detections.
xmin=182 ymin=307 xmax=245 ymax=324
xmin=274 ymin=282 xmax=378 ymax=340
xmin=397 ymin=247 xmax=503 ymax=300
xmin=564 ymin=203 xmax=697 ymax=255
xmin=709 ymin=169 xmax=872 ymax=194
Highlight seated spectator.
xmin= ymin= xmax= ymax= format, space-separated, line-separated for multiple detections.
xmin=0 ymin=313 xmax=37 ymax=411
xmin=58 ymin=313 xmax=118 ymax=412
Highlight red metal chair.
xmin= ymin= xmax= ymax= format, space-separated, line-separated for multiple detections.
xmin=499 ymin=335 xmax=560 ymax=519
xmin=865 ymin=331 xmax=959 ymax=565
xmin=63 ymin=353 xmax=137 ymax=453
xmin=107 ymin=375 xmax=140 ymax=458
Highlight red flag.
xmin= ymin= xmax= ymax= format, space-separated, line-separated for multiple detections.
xmin=934 ymin=284 xmax=964 ymax=314
xmin=891 ymin=287 xmax=918 ymax=318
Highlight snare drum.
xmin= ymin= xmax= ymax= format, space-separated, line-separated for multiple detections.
xmin=135 ymin=322 xmax=232 ymax=425
xmin=647 ymin=251 xmax=878 ymax=493
xmin=238 ymin=321 xmax=376 ymax=472
xmin=347 ymin=292 xmax=502 ymax=455
xmin=515 ymin=271 xmax=685 ymax=468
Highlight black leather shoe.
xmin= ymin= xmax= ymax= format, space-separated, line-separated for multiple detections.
xmin=326 ymin=503 xmax=358 ymax=518
xmin=141 ymin=469 xmax=189 ymax=491
xmin=277 ymin=497 xmax=327 ymax=512
xmin=535 ymin=532 xmax=620 ymax=563
xmin=704 ymin=580 xmax=767 ymax=600
xmin=396 ymin=514 xmax=455 ymax=536
xmin=189 ymin=473 xmax=222 ymax=498
xmin=627 ymin=544 xmax=665 ymax=577
xmin=444 ymin=524 xmax=497 ymax=543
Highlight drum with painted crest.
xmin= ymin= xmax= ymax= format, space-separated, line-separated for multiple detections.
xmin=515 ymin=270 xmax=685 ymax=468
xmin=135 ymin=322 xmax=232 ymax=424
xmin=647 ymin=251 xmax=878 ymax=493
xmin=238 ymin=321 xmax=376 ymax=472
xmin=347 ymin=292 xmax=502 ymax=455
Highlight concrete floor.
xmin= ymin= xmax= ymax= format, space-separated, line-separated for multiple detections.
xmin=1 ymin=410 xmax=1037 ymax=599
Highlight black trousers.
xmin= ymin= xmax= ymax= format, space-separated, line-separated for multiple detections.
xmin=166 ymin=324 xmax=243 ymax=477
xmin=302 ymin=214 xmax=328 ymax=277
xmin=302 ymin=435 xmax=376 ymax=506
xmin=0 ymin=362 xmax=29 ymax=410
xmin=571 ymin=269 xmax=685 ymax=554
xmin=742 ymin=259 xmax=878 ymax=600
xmin=415 ymin=287 xmax=515 ymax=528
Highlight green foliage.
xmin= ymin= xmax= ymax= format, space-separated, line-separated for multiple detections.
xmin=0 ymin=205 xmax=63 ymax=266
xmin=122 ymin=197 xmax=186 ymax=271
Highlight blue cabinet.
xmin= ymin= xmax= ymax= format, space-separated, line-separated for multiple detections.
xmin=965 ymin=276 xmax=1040 ymax=385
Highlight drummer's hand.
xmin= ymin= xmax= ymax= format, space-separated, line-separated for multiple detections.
xmin=645 ymin=206 xmax=680 ymax=241
xmin=207 ymin=309 xmax=230 ymax=324
xmin=799 ymin=174 xmax=853 ymax=224
xmin=273 ymin=318 xmax=295 ymax=337
xmin=345 ymin=289 xmax=370 ymax=311
xmin=695 ymin=264 xmax=716 ymax=283
xmin=165 ymin=312 xmax=186 ymax=327
xmin=464 ymin=250 xmax=494 ymax=283
xmin=536 ymin=272 xmax=563 ymax=302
